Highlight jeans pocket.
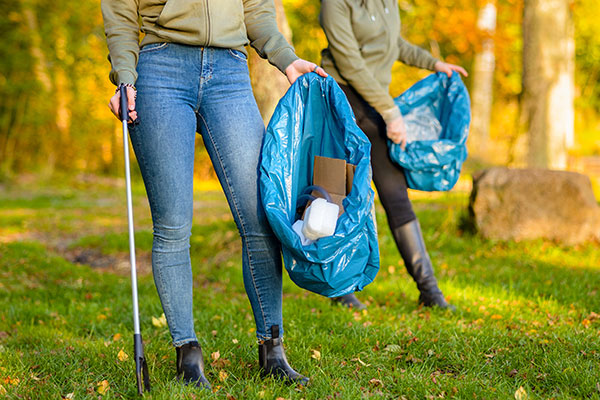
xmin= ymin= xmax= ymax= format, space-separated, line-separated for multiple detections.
xmin=228 ymin=49 xmax=248 ymax=63
xmin=139 ymin=42 xmax=170 ymax=54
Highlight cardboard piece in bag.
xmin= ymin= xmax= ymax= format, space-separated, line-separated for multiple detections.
xmin=312 ymin=155 xmax=356 ymax=216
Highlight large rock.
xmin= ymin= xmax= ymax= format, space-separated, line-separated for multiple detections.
xmin=469 ymin=167 xmax=600 ymax=244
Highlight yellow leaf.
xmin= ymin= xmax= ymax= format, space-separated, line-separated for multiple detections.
xmin=117 ymin=349 xmax=129 ymax=362
xmin=152 ymin=313 xmax=167 ymax=328
xmin=63 ymin=393 xmax=74 ymax=400
xmin=388 ymin=265 xmax=396 ymax=274
xmin=211 ymin=351 xmax=220 ymax=362
xmin=97 ymin=380 xmax=110 ymax=395
xmin=232 ymin=339 xmax=239 ymax=344
xmin=97 ymin=314 xmax=107 ymax=321
xmin=311 ymin=349 xmax=321 ymax=361
xmin=113 ymin=333 xmax=122 ymax=341
xmin=514 ymin=386 xmax=528 ymax=400
xmin=582 ymin=319 xmax=591 ymax=327
xmin=218 ymin=370 xmax=228 ymax=382
xmin=0 ymin=385 xmax=6 ymax=395
xmin=491 ymin=314 xmax=503 ymax=320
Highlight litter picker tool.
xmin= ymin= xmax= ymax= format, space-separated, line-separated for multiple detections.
xmin=120 ymin=85 xmax=151 ymax=395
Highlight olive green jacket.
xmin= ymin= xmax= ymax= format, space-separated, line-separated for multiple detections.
xmin=101 ymin=0 xmax=299 ymax=86
xmin=320 ymin=0 xmax=438 ymax=122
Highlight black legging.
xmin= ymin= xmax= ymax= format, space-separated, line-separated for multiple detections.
xmin=340 ymin=84 xmax=416 ymax=229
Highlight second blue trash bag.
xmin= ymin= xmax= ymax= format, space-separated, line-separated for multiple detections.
xmin=260 ymin=73 xmax=380 ymax=298
xmin=388 ymin=72 xmax=471 ymax=191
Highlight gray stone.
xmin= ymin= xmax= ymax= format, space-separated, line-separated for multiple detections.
xmin=469 ymin=167 xmax=600 ymax=244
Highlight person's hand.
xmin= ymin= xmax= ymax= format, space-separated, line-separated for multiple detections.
xmin=387 ymin=115 xmax=407 ymax=150
xmin=434 ymin=61 xmax=468 ymax=78
xmin=285 ymin=59 xmax=328 ymax=84
xmin=108 ymin=86 xmax=138 ymax=122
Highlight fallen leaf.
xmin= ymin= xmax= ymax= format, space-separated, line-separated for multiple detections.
xmin=97 ymin=380 xmax=110 ymax=395
xmin=311 ymin=349 xmax=321 ymax=361
xmin=212 ymin=330 xmax=218 ymax=337
xmin=514 ymin=386 xmax=528 ymax=400
xmin=491 ymin=314 xmax=503 ymax=320
xmin=63 ymin=393 xmax=74 ymax=400
xmin=97 ymin=314 xmax=107 ymax=321
xmin=369 ymin=378 xmax=383 ymax=387
xmin=218 ymin=370 xmax=228 ymax=382
xmin=384 ymin=344 xmax=402 ymax=353
xmin=113 ymin=333 xmax=122 ymax=341
xmin=0 ymin=385 xmax=6 ymax=395
xmin=211 ymin=351 xmax=220 ymax=362
xmin=226 ymin=394 xmax=237 ymax=400
xmin=152 ymin=314 xmax=167 ymax=328
xmin=117 ymin=349 xmax=129 ymax=362
xmin=232 ymin=339 xmax=239 ymax=344
xmin=509 ymin=369 xmax=518 ymax=377
xmin=582 ymin=319 xmax=591 ymax=328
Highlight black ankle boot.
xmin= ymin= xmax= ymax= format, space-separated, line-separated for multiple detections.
xmin=258 ymin=326 xmax=309 ymax=385
xmin=176 ymin=341 xmax=211 ymax=389
xmin=392 ymin=219 xmax=455 ymax=311
xmin=332 ymin=293 xmax=367 ymax=310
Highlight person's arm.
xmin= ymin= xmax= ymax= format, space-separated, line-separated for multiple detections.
xmin=320 ymin=0 xmax=399 ymax=123
xmin=243 ymin=0 xmax=327 ymax=83
xmin=101 ymin=0 xmax=139 ymax=121
xmin=397 ymin=36 xmax=439 ymax=71
xmin=397 ymin=36 xmax=468 ymax=77
xmin=243 ymin=0 xmax=299 ymax=73
xmin=101 ymin=0 xmax=140 ymax=86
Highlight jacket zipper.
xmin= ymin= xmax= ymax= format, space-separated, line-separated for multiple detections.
xmin=204 ymin=0 xmax=211 ymax=45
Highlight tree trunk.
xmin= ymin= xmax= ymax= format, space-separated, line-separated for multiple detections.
xmin=521 ymin=0 xmax=574 ymax=169
xmin=470 ymin=2 xmax=496 ymax=159
xmin=248 ymin=0 xmax=292 ymax=123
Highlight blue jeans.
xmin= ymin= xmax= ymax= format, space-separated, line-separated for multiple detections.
xmin=131 ymin=43 xmax=283 ymax=345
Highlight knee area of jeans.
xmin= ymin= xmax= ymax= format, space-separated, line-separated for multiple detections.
xmin=152 ymin=223 xmax=192 ymax=248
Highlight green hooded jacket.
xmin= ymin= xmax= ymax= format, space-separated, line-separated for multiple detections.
xmin=320 ymin=0 xmax=438 ymax=123
xmin=101 ymin=0 xmax=299 ymax=86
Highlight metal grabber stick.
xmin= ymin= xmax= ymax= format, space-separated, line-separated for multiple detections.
xmin=120 ymin=85 xmax=151 ymax=395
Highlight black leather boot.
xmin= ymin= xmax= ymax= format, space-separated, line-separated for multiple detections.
xmin=332 ymin=293 xmax=367 ymax=310
xmin=392 ymin=219 xmax=455 ymax=310
xmin=176 ymin=341 xmax=211 ymax=389
xmin=258 ymin=325 xmax=309 ymax=385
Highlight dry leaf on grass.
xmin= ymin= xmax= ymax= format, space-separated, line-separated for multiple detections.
xmin=97 ymin=380 xmax=110 ymax=395
xmin=514 ymin=386 xmax=528 ymax=400
xmin=117 ymin=349 xmax=128 ymax=361
xmin=152 ymin=313 xmax=167 ymax=328
xmin=311 ymin=349 xmax=321 ymax=361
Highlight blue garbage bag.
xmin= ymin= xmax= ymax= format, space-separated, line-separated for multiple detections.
xmin=388 ymin=72 xmax=471 ymax=191
xmin=260 ymin=73 xmax=380 ymax=298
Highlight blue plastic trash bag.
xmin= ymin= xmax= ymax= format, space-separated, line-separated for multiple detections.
xmin=388 ymin=72 xmax=471 ymax=191
xmin=260 ymin=73 xmax=380 ymax=298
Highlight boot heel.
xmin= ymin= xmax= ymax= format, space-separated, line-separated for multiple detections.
xmin=258 ymin=326 xmax=309 ymax=385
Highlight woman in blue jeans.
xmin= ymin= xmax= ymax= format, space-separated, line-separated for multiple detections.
xmin=102 ymin=0 xmax=326 ymax=388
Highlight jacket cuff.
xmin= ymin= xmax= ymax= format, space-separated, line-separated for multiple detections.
xmin=270 ymin=48 xmax=300 ymax=74
xmin=380 ymin=105 xmax=402 ymax=124
xmin=425 ymin=56 xmax=440 ymax=71
xmin=110 ymin=70 xmax=137 ymax=87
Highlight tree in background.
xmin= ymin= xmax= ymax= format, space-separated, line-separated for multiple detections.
xmin=521 ymin=0 xmax=574 ymax=169
xmin=470 ymin=1 xmax=497 ymax=159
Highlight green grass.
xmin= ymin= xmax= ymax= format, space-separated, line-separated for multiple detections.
xmin=0 ymin=177 xmax=599 ymax=399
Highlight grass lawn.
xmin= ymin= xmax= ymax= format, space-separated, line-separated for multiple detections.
xmin=0 ymin=175 xmax=599 ymax=399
